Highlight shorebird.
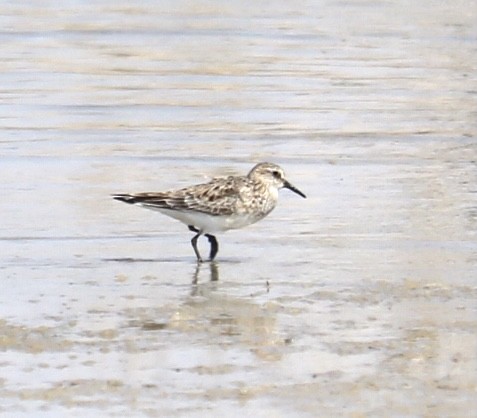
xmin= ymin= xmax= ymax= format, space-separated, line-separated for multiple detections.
xmin=112 ymin=162 xmax=306 ymax=262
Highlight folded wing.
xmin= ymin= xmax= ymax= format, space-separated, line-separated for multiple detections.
xmin=112 ymin=176 xmax=245 ymax=216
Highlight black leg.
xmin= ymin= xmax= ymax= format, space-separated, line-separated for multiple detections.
xmin=205 ymin=234 xmax=219 ymax=261
xmin=190 ymin=230 xmax=203 ymax=263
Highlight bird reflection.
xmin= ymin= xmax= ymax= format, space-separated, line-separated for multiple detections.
xmin=192 ymin=261 xmax=219 ymax=285
xmin=185 ymin=261 xmax=280 ymax=360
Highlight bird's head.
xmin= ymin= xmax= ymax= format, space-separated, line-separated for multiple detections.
xmin=248 ymin=162 xmax=306 ymax=198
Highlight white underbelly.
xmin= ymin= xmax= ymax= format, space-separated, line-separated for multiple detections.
xmin=144 ymin=206 xmax=263 ymax=233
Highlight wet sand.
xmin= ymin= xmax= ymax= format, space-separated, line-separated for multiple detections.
xmin=1 ymin=1 xmax=476 ymax=416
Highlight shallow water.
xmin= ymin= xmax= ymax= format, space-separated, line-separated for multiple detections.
xmin=1 ymin=0 xmax=477 ymax=416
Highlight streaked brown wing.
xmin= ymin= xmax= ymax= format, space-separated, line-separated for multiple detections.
xmin=127 ymin=176 xmax=245 ymax=216
xmin=182 ymin=176 xmax=244 ymax=215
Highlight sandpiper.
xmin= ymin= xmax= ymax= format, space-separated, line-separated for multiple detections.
xmin=112 ymin=162 xmax=306 ymax=262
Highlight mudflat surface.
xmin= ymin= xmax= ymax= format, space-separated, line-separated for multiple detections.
xmin=1 ymin=1 xmax=476 ymax=417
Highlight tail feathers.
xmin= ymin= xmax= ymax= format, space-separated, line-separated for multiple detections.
xmin=112 ymin=193 xmax=172 ymax=210
xmin=112 ymin=194 xmax=140 ymax=204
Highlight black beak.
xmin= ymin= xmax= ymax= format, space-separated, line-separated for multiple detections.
xmin=284 ymin=180 xmax=306 ymax=198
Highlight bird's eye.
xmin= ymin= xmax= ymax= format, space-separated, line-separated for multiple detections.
xmin=271 ymin=170 xmax=281 ymax=178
